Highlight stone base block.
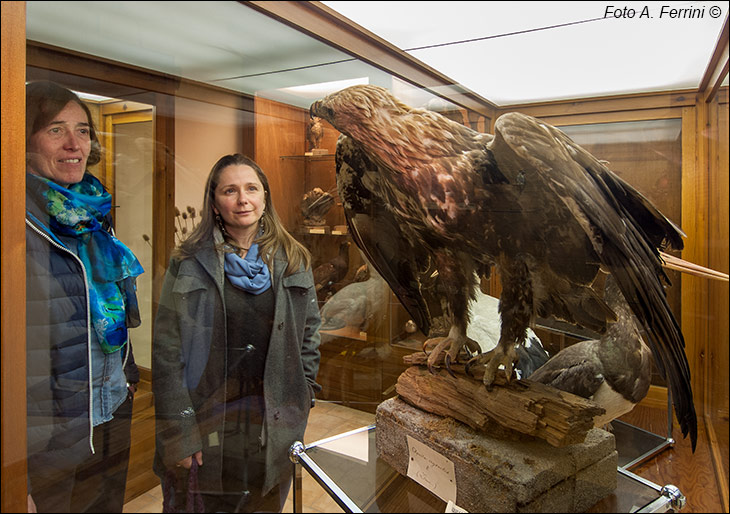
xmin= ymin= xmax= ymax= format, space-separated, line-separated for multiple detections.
xmin=376 ymin=397 xmax=617 ymax=513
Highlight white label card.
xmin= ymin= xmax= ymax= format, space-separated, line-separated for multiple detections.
xmin=406 ymin=435 xmax=457 ymax=504
xmin=445 ymin=500 xmax=469 ymax=513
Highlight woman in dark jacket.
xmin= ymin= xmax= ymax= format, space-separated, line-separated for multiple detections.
xmin=25 ymin=81 xmax=144 ymax=513
xmin=153 ymin=153 xmax=321 ymax=513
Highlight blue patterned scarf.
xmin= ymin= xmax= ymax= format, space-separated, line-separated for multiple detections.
xmin=224 ymin=243 xmax=271 ymax=295
xmin=27 ymin=173 xmax=144 ymax=353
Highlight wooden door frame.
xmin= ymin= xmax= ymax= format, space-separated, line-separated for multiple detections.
xmin=1 ymin=2 xmax=28 ymax=512
xmin=99 ymin=103 xmax=155 ymax=219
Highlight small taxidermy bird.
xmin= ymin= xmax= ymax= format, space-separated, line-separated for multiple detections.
xmin=310 ymin=84 xmax=704 ymax=450
xmin=307 ymin=115 xmax=324 ymax=151
xmin=312 ymin=241 xmax=351 ymax=302
xmin=301 ymin=187 xmax=335 ymax=226
xmin=530 ymin=273 xmax=651 ymax=427
xmin=319 ymin=269 xmax=390 ymax=333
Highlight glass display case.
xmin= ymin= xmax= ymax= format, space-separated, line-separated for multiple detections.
xmin=289 ymin=425 xmax=687 ymax=513
xmin=2 ymin=1 xmax=727 ymax=512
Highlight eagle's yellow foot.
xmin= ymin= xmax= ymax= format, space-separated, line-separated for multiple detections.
xmin=465 ymin=344 xmax=519 ymax=388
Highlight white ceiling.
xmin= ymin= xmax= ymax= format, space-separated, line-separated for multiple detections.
xmin=26 ymin=1 xmax=397 ymax=109
xmin=25 ymin=1 xmax=728 ymax=109
xmin=324 ymin=0 xmax=729 ymax=105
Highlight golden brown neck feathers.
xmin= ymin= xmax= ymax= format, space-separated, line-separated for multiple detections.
xmin=314 ymin=85 xmax=478 ymax=171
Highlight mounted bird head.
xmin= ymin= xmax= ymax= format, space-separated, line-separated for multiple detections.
xmin=310 ymin=85 xmax=478 ymax=173
xmin=310 ymin=85 xmax=410 ymax=140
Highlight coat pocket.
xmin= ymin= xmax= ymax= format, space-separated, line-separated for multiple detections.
xmin=172 ymin=274 xmax=211 ymax=322
xmin=282 ymin=270 xmax=314 ymax=291
xmin=171 ymin=274 xmax=216 ymax=377
xmin=282 ymin=270 xmax=315 ymax=315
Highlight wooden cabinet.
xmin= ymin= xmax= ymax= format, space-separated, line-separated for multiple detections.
xmin=282 ymin=154 xmax=417 ymax=413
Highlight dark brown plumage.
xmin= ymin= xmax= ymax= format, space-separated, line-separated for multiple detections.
xmin=530 ymin=274 xmax=652 ymax=427
xmin=312 ymin=241 xmax=350 ymax=302
xmin=310 ymin=84 xmax=696 ymax=450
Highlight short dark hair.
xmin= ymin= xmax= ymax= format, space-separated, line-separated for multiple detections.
xmin=26 ymin=80 xmax=101 ymax=166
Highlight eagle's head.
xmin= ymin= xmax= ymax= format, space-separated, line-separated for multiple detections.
xmin=310 ymin=85 xmax=410 ymax=140
xmin=311 ymin=84 xmax=482 ymax=174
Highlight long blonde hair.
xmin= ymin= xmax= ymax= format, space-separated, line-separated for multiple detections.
xmin=175 ymin=154 xmax=311 ymax=275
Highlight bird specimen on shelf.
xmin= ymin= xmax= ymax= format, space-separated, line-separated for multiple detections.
xmin=310 ymin=84 xmax=698 ymax=449
xmin=301 ymin=187 xmax=335 ymax=226
xmin=319 ymin=269 xmax=390 ymax=334
xmin=352 ymin=262 xmax=370 ymax=283
xmin=312 ymin=241 xmax=351 ymax=302
xmin=307 ymin=115 xmax=325 ymax=151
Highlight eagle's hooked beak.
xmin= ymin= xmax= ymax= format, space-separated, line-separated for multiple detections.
xmin=309 ymin=101 xmax=320 ymax=120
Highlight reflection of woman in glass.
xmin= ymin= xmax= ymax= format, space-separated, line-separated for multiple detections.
xmin=153 ymin=154 xmax=322 ymax=512
xmin=25 ymin=80 xmax=143 ymax=512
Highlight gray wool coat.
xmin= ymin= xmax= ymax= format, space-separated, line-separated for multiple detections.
xmin=152 ymin=231 xmax=321 ymax=495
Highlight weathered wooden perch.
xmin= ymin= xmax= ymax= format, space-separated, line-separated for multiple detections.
xmin=397 ymin=352 xmax=605 ymax=447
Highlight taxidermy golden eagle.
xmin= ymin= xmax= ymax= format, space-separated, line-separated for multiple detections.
xmin=310 ymin=84 xmax=697 ymax=450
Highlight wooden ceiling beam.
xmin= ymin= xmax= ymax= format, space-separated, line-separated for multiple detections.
xmin=699 ymin=15 xmax=729 ymax=103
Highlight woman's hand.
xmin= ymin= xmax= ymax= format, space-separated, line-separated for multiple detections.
xmin=28 ymin=494 xmax=37 ymax=513
xmin=176 ymin=450 xmax=203 ymax=469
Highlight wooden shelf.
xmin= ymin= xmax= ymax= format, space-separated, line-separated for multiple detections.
xmin=320 ymin=324 xmax=368 ymax=342
xmin=280 ymin=154 xmax=335 ymax=162
xmin=298 ymin=226 xmax=349 ymax=236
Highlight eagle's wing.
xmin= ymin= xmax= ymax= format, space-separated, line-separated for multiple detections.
xmin=336 ymin=135 xmax=438 ymax=336
xmin=490 ymin=112 xmax=696 ymax=449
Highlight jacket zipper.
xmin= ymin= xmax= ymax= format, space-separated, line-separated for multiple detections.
xmin=26 ymin=218 xmax=97 ymax=455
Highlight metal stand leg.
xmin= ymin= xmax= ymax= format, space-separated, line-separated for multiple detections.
xmin=292 ymin=460 xmax=302 ymax=513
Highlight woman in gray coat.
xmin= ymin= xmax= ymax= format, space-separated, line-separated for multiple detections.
xmin=152 ymin=154 xmax=321 ymax=512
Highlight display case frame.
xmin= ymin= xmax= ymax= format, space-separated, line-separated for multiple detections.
xmin=2 ymin=2 xmax=727 ymax=512
xmin=289 ymin=425 xmax=687 ymax=513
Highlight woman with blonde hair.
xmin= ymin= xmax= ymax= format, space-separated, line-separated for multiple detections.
xmin=152 ymin=153 xmax=321 ymax=512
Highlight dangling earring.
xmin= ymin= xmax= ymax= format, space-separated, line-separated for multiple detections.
xmin=215 ymin=212 xmax=228 ymax=237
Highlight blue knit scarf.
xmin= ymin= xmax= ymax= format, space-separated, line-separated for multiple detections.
xmin=27 ymin=172 xmax=144 ymax=353
xmin=224 ymin=243 xmax=271 ymax=295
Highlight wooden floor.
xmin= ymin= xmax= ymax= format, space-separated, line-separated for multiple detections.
xmin=123 ymin=400 xmax=377 ymax=513
xmin=618 ymin=404 xmax=728 ymax=513
xmin=124 ymin=385 xmax=158 ymax=506
xmin=123 ymin=389 xmax=728 ymax=513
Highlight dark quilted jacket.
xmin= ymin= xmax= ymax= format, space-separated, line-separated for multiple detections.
xmin=25 ymin=175 xmax=139 ymax=492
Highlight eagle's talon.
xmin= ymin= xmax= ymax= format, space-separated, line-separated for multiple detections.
xmin=444 ymin=354 xmax=457 ymax=378
xmin=422 ymin=336 xmax=445 ymax=356
xmin=464 ymin=360 xmax=475 ymax=378
xmin=480 ymin=362 xmax=497 ymax=389
xmin=465 ymin=338 xmax=481 ymax=357
xmin=422 ymin=339 xmax=430 ymax=354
